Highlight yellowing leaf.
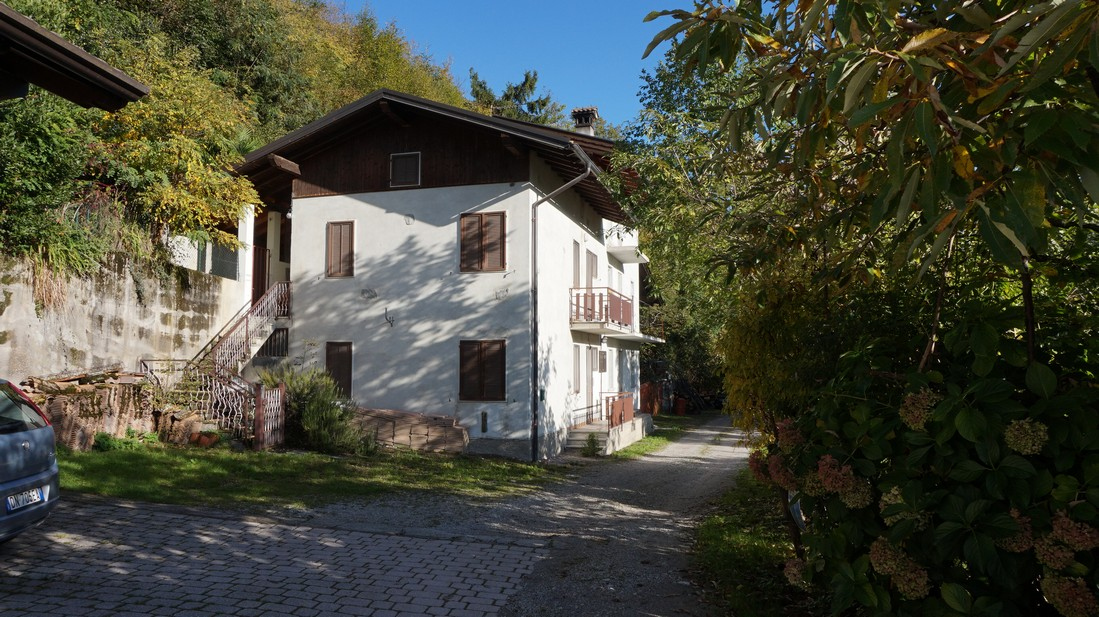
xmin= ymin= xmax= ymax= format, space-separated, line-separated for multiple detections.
xmin=901 ymin=28 xmax=956 ymax=54
xmin=952 ymin=145 xmax=975 ymax=180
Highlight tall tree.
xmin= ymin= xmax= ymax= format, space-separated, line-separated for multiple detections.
xmin=469 ymin=69 xmax=565 ymax=126
xmin=642 ymin=1 xmax=1099 ymax=615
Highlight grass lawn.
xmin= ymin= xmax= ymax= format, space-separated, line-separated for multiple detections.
xmin=694 ymin=468 xmax=828 ymax=616
xmin=612 ymin=410 xmax=717 ymax=459
xmin=58 ymin=443 xmax=563 ymax=511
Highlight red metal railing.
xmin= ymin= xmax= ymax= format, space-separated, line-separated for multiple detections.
xmin=569 ymin=287 xmax=633 ymax=328
xmin=605 ymin=392 xmax=634 ymax=428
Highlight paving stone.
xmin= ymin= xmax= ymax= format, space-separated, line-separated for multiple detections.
xmin=0 ymin=495 xmax=543 ymax=617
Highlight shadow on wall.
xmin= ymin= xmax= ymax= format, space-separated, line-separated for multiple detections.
xmin=290 ymin=219 xmax=534 ymax=439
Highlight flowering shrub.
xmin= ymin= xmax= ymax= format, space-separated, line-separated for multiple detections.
xmin=753 ymin=337 xmax=1099 ymax=617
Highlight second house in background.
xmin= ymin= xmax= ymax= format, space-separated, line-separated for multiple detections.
xmin=238 ymin=90 xmax=661 ymax=460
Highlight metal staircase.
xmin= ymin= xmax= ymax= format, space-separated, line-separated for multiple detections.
xmin=143 ymin=282 xmax=291 ymax=442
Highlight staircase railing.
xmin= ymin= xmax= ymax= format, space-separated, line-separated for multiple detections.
xmin=202 ymin=281 xmax=291 ymax=376
xmin=142 ymin=282 xmax=292 ymax=446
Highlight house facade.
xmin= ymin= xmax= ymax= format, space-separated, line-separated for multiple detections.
xmin=240 ymin=90 xmax=659 ymax=460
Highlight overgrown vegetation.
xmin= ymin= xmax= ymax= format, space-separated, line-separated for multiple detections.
xmin=695 ymin=468 xmax=827 ymax=617
xmin=628 ymin=1 xmax=1099 ymax=615
xmin=58 ymin=444 xmax=560 ymax=510
xmin=1 ymin=0 xmax=471 ymax=281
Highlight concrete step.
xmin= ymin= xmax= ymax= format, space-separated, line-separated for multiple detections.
xmin=564 ymin=425 xmax=609 ymax=450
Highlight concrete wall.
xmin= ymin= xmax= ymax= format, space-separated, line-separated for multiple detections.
xmin=287 ymin=183 xmax=535 ymax=445
xmin=0 ymin=253 xmax=248 ymax=383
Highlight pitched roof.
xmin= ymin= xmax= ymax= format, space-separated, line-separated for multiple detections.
xmin=0 ymin=3 xmax=147 ymax=110
xmin=240 ymin=89 xmax=629 ymax=223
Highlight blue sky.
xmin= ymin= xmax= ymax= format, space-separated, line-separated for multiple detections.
xmin=337 ymin=1 xmax=685 ymax=127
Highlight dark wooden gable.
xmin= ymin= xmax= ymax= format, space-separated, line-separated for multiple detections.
xmin=293 ymin=106 xmax=529 ymax=199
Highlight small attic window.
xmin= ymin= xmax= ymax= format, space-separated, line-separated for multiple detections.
xmin=390 ymin=152 xmax=420 ymax=187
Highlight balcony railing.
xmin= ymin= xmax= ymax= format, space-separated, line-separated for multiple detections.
xmin=570 ymin=287 xmax=633 ymax=329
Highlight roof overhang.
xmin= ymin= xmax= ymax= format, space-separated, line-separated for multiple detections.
xmin=239 ymin=89 xmax=631 ymax=223
xmin=0 ymin=3 xmax=148 ymax=110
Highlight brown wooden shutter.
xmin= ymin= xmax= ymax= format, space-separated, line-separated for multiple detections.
xmin=325 ymin=342 xmax=353 ymax=397
xmin=459 ymin=340 xmax=480 ymax=399
xmin=460 ymin=214 xmax=481 ymax=272
xmin=482 ymin=212 xmax=505 ymax=271
xmin=326 ymin=222 xmax=353 ymax=277
xmin=482 ymin=340 xmax=506 ymax=400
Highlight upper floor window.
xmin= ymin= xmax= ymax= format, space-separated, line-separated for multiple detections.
xmin=326 ymin=221 xmax=354 ymax=278
xmin=460 ymin=212 xmax=506 ymax=272
xmin=390 ymin=152 xmax=420 ymax=187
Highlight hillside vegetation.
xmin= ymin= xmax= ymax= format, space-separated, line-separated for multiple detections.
xmin=1 ymin=0 xmax=467 ymax=279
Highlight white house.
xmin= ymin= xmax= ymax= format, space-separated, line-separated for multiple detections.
xmin=238 ymin=90 xmax=661 ymax=460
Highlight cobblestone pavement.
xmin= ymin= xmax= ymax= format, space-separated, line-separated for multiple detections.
xmin=0 ymin=496 xmax=547 ymax=617
xmin=0 ymin=416 xmax=746 ymax=617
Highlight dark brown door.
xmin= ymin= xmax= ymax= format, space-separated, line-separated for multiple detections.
xmin=252 ymin=246 xmax=270 ymax=303
xmin=326 ymin=342 xmax=353 ymax=397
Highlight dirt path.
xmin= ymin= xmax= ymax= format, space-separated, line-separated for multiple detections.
xmin=303 ymin=414 xmax=750 ymax=616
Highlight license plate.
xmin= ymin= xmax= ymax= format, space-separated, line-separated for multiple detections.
xmin=6 ymin=487 xmax=43 ymax=513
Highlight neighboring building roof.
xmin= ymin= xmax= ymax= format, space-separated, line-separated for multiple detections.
xmin=240 ymin=89 xmax=630 ymax=223
xmin=0 ymin=2 xmax=147 ymax=110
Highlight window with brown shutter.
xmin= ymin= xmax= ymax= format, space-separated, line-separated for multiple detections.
xmin=459 ymin=212 xmax=506 ymax=272
xmin=326 ymin=342 xmax=353 ymax=397
xmin=459 ymin=340 xmax=506 ymax=401
xmin=326 ymin=221 xmax=353 ymax=278
xmin=390 ymin=152 xmax=420 ymax=187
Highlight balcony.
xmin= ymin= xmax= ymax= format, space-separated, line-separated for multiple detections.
xmin=569 ymin=288 xmax=663 ymax=343
xmin=605 ymin=232 xmax=649 ymax=264
xmin=570 ymin=287 xmax=632 ymax=335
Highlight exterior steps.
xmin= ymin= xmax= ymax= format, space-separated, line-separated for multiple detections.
xmin=564 ymin=422 xmax=609 ymax=451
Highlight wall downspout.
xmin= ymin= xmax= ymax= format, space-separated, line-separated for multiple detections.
xmin=529 ymin=144 xmax=595 ymax=462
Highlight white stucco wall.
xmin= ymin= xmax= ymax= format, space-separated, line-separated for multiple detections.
xmin=288 ymin=183 xmax=534 ymax=442
xmin=529 ymin=158 xmax=646 ymax=458
xmin=285 ymin=159 xmax=648 ymax=459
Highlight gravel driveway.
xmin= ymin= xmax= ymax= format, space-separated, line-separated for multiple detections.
xmin=298 ymin=414 xmax=750 ymax=616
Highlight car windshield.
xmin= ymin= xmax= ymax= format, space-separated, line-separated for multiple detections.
xmin=0 ymin=383 xmax=48 ymax=434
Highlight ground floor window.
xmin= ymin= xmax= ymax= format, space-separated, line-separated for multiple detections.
xmin=326 ymin=341 xmax=352 ymax=397
xmin=459 ymin=340 xmax=505 ymax=401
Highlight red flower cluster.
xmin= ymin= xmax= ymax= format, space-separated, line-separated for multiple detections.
xmin=997 ymin=508 xmax=1034 ymax=553
xmin=817 ymin=455 xmax=872 ymax=508
xmin=748 ymin=449 xmax=768 ymax=483
xmin=776 ymin=418 xmax=804 ymax=453
xmin=1041 ymin=574 xmax=1099 ymax=617
xmin=817 ymin=455 xmax=855 ymax=493
xmin=767 ymin=451 xmax=798 ymax=492
xmin=1052 ymin=511 xmax=1099 ymax=550
xmin=1036 ymin=511 xmax=1099 ymax=571
xmin=749 ymin=448 xmax=798 ymax=491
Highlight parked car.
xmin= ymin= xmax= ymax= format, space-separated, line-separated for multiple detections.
xmin=0 ymin=378 xmax=59 ymax=543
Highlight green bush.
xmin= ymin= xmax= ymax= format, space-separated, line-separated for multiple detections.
xmin=581 ymin=432 xmax=601 ymax=457
xmin=752 ymin=334 xmax=1099 ymax=617
xmin=92 ymin=431 xmax=145 ymax=451
xmin=259 ymin=366 xmax=372 ymax=455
